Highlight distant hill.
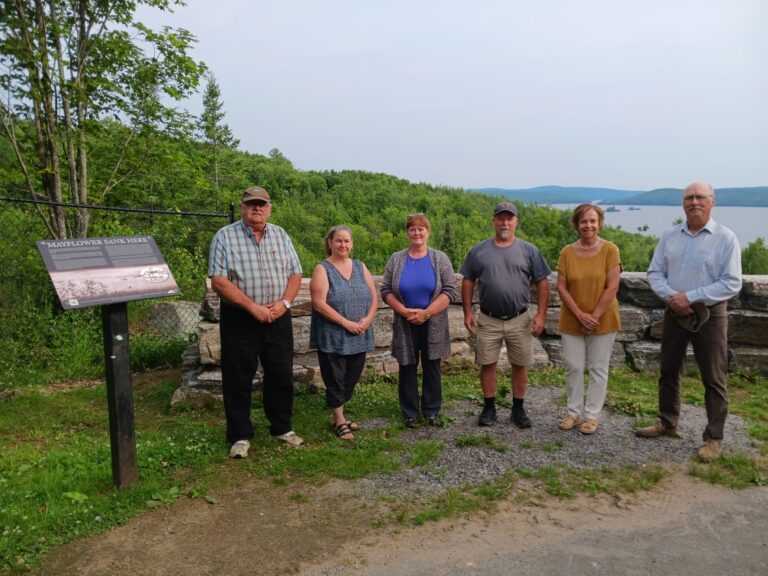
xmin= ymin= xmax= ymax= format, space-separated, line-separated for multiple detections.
xmin=474 ymin=186 xmax=641 ymax=204
xmin=621 ymin=187 xmax=768 ymax=206
xmin=473 ymin=186 xmax=768 ymax=206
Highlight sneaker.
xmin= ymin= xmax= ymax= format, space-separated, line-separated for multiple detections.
xmin=511 ymin=407 xmax=532 ymax=429
xmin=558 ymin=415 xmax=583 ymax=430
xmin=275 ymin=431 xmax=304 ymax=447
xmin=404 ymin=418 xmax=418 ymax=429
xmin=478 ymin=407 xmax=498 ymax=427
xmin=578 ymin=419 xmax=598 ymax=435
xmin=229 ymin=439 xmax=250 ymax=459
xmin=697 ymin=439 xmax=722 ymax=463
xmin=635 ymin=421 xmax=679 ymax=438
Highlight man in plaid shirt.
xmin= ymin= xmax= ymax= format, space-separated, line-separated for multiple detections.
xmin=209 ymin=186 xmax=304 ymax=458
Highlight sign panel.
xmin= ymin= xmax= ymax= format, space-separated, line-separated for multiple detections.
xmin=36 ymin=236 xmax=180 ymax=309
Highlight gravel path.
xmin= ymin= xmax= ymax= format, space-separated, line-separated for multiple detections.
xmin=354 ymin=386 xmax=756 ymax=498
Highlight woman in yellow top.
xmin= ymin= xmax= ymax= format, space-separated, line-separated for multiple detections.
xmin=556 ymin=204 xmax=621 ymax=435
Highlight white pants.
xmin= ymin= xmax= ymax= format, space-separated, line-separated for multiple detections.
xmin=561 ymin=331 xmax=617 ymax=421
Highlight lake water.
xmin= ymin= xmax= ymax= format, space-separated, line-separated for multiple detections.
xmin=551 ymin=205 xmax=768 ymax=247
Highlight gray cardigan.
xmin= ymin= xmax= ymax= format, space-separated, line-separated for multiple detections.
xmin=380 ymin=248 xmax=458 ymax=365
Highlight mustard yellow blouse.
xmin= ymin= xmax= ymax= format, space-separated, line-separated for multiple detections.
xmin=557 ymin=241 xmax=621 ymax=335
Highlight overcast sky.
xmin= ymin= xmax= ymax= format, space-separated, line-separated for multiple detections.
xmin=137 ymin=0 xmax=767 ymax=191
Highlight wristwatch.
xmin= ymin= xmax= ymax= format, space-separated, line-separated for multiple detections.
xmin=282 ymin=299 xmax=291 ymax=309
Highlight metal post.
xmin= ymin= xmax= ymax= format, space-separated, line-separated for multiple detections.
xmin=101 ymin=302 xmax=138 ymax=488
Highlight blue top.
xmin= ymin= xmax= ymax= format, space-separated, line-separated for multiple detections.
xmin=310 ymin=259 xmax=375 ymax=355
xmin=648 ymin=218 xmax=742 ymax=306
xmin=399 ymin=254 xmax=436 ymax=309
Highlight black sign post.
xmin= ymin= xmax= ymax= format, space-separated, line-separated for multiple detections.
xmin=37 ymin=236 xmax=180 ymax=488
xmin=102 ymin=302 xmax=138 ymax=487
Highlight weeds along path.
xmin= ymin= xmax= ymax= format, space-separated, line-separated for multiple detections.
xmin=32 ymin=471 xmax=768 ymax=576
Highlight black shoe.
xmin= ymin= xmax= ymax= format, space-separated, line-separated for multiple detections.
xmin=478 ymin=407 xmax=497 ymax=427
xmin=404 ymin=418 xmax=418 ymax=429
xmin=511 ymin=408 xmax=532 ymax=429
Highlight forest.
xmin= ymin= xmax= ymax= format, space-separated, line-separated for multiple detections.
xmin=1 ymin=0 xmax=766 ymax=388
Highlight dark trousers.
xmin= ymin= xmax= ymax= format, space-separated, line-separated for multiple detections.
xmin=318 ymin=350 xmax=367 ymax=408
xmin=399 ymin=322 xmax=442 ymax=420
xmin=220 ymin=304 xmax=295 ymax=443
xmin=658 ymin=302 xmax=729 ymax=441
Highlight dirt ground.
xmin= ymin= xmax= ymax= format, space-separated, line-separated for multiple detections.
xmin=31 ymin=469 xmax=768 ymax=576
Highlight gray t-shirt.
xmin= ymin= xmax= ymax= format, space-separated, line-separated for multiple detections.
xmin=460 ymin=238 xmax=551 ymax=316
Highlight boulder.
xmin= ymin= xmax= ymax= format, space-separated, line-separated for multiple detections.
xmin=197 ymin=321 xmax=221 ymax=365
xmin=740 ymin=276 xmax=768 ymax=312
xmin=616 ymin=305 xmax=651 ymax=342
xmin=617 ymin=273 xmax=665 ymax=307
xmin=728 ymin=310 xmax=768 ymax=347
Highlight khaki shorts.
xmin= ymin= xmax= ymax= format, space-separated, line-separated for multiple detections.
xmin=475 ymin=311 xmax=533 ymax=367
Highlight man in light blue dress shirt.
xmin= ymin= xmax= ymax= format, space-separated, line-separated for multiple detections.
xmin=638 ymin=182 xmax=742 ymax=463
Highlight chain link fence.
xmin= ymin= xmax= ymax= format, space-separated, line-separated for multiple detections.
xmin=0 ymin=196 xmax=233 ymax=378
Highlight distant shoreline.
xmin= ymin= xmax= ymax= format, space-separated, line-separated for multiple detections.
xmin=474 ymin=186 xmax=768 ymax=208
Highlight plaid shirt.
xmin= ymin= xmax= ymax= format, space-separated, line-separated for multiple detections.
xmin=208 ymin=220 xmax=302 ymax=305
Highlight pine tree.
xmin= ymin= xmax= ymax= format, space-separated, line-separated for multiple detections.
xmin=198 ymin=73 xmax=239 ymax=191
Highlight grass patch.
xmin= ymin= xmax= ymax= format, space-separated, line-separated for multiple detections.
xmin=401 ymin=472 xmax=518 ymax=526
xmin=407 ymin=441 xmax=444 ymax=467
xmin=1 ymin=365 xmax=766 ymax=571
xmin=689 ymin=454 xmax=768 ymax=488
xmin=455 ymin=433 xmax=507 ymax=453
xmin=522 ymin=464 xmax=668 ymax=498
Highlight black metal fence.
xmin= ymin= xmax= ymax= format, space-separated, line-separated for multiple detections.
xmin=0 ymin=195 xmax=232 ymax=348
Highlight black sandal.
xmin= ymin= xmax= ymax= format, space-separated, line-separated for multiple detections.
xmin=345 ymin=420 xmax=361 ymax=431
xmin=334 ymin=423 xmax=354 ymax=440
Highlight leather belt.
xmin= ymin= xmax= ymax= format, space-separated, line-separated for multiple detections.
xmin=480 ymin=307 xmax=527 ymax=321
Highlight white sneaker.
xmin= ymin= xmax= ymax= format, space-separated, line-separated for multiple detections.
xmin=275 ymin=431 xmax=304 ymax=447
xmin=229 ymin=440 xmax=250 ymax=459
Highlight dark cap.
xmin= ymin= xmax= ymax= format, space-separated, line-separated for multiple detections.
xmin=493 ymin=202 xmax=518 ymax=216
xmin=242 ymin=186 xmax=271 ymax=203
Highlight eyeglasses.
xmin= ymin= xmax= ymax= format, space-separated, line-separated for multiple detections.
xmin=683 ymin=194 xmax=712 ymax=202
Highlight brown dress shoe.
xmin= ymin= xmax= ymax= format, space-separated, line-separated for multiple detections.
xmin=697 ymin=440 xmax=722 ymax=462
xmin=635 ymin=421 xmax=679 ymax=438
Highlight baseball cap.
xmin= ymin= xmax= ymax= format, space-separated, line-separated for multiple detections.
xmin=493 ymin=202 xmax=518 ymax=216
xmin=242 ymin=186 xmax=271 ymax=203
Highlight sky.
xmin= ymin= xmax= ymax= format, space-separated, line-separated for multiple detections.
xmin=137 ymin=0 xmax=768 ymax=191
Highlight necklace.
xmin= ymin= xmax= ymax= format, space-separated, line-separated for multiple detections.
xmin=578 ymin=238 xmax=601 ymax=249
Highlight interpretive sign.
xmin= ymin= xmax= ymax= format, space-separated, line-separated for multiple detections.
xmin=36 ymin=235 xmax=180 ymax=310
xmin=36 ymin=235 xmax=181 ymax=488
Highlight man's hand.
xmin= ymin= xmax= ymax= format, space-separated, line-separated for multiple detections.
xmin=251 ymin=303 xmax=274 ymax=323
xmin=668 ymin=292 xmax=693 ymax=316
xmin=265 ymin=299 xmax=290 ymax=320
xmin=531 ymin=315 xmax=545 ymax=337
xmin=464 ymin=313 xmax=476 ymax=336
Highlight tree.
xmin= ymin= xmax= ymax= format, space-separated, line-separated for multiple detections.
xmin=742 ymin=238 xmax=768 ymax=274
xmin=0 ymin=0 xmax=205 ymax=238
xmin=197 ymin=72 xmax=238 ymax=192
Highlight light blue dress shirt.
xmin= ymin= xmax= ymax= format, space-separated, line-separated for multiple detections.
xmin=647 ymin=218 xmax=742 ymax=306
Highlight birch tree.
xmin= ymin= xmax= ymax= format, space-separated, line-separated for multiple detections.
xmin=0 ymin=0 xmax=205 ymax=238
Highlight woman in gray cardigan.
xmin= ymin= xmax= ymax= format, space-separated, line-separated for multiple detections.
xmin=381 ymin=213 xmax=458 ymax=427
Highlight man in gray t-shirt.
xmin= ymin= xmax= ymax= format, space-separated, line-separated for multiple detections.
xmin=460 ymin=202 xmax=551 ymax=428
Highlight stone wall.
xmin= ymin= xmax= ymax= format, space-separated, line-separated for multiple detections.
xmin=172 ymin=274 xmax=768 ymax=407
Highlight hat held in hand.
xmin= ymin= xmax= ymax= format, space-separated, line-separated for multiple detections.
xmin=673 ymin=301 xmax=710 ymax=332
